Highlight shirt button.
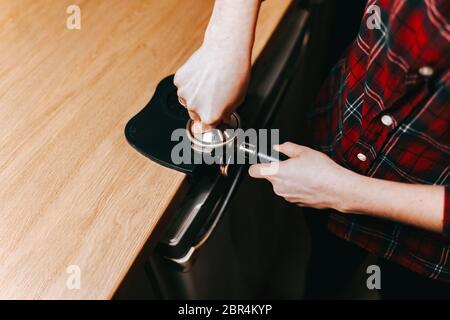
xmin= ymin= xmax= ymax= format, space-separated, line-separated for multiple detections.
xmin=357 ymin=153 xmax=367 ymax=162
xmin=381 ymin=114 xmax=394 ymax=126
xmin=418 ymin=66 xmax=434 ymax=77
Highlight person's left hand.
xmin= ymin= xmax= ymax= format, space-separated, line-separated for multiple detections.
xmin=248 ymin=142 xmax=357 ymax=211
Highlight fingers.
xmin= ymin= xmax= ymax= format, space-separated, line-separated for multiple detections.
xmin=200 ymin=114 xmax=222 ymax=128
xmin=248 ymin=163 xmax=276 ymax=179
xmin=174 ymin=74 xmax=235 ymax=127
xmin=191 ymin=120 xmax=214 ymax=133
xmin=177 ymin=89 xmax=206 ymax=125
xmin=285 ymin=197 xmax=305 ymax=206
xmin=275 ymin=142 xmax=306 ymax=158
xmin=187 ymin=111 xmax=201 ymax=123
xmin=221 ymin=111 xmax=233 ymax=125
xmin=173 ymin=73 xmax=181 ymax=88
xmin=174 ymin=75 xmax=230 ymax=127
xmin=175 ymin=89 xmax=222 ymax=127
xmin=173 ymin=63 xmax=188 ymax=88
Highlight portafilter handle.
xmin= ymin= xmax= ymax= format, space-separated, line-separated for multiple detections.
xmin=237 ymin=142 xmax=289 ymax=164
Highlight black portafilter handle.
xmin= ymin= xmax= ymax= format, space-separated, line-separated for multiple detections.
xmin=238 ymin=142 xmax=289 ymax=164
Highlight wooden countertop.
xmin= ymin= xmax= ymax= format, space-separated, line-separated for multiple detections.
xmin=0 ymin=0 xmax=292 ymax=299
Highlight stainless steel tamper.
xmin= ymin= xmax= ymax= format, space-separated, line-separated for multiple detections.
xmin=185 ymin=113 xmax=286 ymax=176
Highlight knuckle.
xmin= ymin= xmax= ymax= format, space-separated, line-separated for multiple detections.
xmin=183 ymin=98 xmax=197 ymax=111
xmin=287 ymin=142 xmax=299 ymax=151
xmin=272 ymin=185 xmax=282 ymax=196
xmin=174 ymin=70 xmax=185 ymax=87
xmin=176 ymin=88 xmax=185 ymax=99
xmin=186 ymin=103 xmax=195 ymax=111
xmin=173 ymin=75 xmax=180 ymax=87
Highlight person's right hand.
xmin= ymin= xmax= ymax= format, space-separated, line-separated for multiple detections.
xmin=174 ymin=37 xmax=252 ymax=128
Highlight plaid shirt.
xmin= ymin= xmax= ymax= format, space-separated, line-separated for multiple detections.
xmin=311 ymin=0 xmax=450 ymax=281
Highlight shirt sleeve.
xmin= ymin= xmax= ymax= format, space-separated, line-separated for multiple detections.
xmin=444 ymin=186 xmax=450 ymax=238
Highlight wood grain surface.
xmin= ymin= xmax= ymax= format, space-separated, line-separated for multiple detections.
xmin=0 ymin=0 xmax=291 ymax=299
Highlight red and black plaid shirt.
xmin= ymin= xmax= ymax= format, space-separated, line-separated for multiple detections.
xmin=311 ymin=0 xmax=450 ymax=282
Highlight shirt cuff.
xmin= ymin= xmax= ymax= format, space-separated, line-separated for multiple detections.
xmin=444 ymin=186 xmax=450 ymax=237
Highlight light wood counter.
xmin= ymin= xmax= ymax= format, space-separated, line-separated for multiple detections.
xmin=0 ymin=0 xmax=292 ymax=299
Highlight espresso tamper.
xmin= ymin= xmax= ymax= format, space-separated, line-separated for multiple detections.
xmin=185 ymin=113 xmax=287 ymax=176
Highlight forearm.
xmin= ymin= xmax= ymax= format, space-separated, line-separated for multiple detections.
xmin=339 ymin=172 xmax=446 ymax=234
xmin=205 ymin=0 xmax=261 ymax=54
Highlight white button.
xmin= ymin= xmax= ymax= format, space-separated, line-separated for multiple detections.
xmin=381 ymin=115 xmax=393 ymax=126
xmin=357 ymin=153 xmax=367 ymax=162
xmin=418 ymin=66 xmax=434 ymax=77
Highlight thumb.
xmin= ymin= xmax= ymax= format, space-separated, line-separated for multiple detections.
xmin=275 ymin=142 xmax=305 ymax=158
xmin=248 ymin=163 xmax=273 ymax=179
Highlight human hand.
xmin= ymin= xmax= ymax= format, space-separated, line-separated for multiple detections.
xmin=248 ymin=142 xmax=357 ymax=211
xmin=174 ymin=38 xmax=251 ymax=128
